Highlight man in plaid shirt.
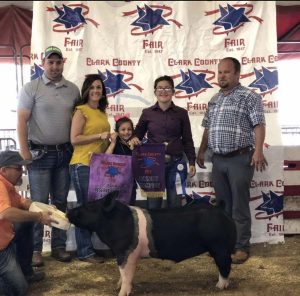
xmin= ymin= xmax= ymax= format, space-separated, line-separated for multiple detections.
xmin=197 ymin=57 xmax=267 ymax=264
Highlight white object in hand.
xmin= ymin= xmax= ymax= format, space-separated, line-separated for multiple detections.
xmin=29 ymin=202 xmax=71 ymax=230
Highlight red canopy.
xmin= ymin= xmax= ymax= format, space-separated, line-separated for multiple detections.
xmin=0 ymin=5 xmax=32 ymax=64
xmin=277 ymin=5 xmax=300 ymax=59
xmin=0 ymin=4 xmax=299 ymax=63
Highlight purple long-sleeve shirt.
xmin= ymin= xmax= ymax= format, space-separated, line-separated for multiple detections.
xmin=134 ymin=102 xmax=196 ymax=165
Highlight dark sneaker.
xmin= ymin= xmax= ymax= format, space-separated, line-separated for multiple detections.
xmin=51 ymin=248 xmax=72 ymax=262
xmin=26 ymin=271 xmax=45 ymax=283
xmin=32 ymin=251 xmax=44 ymax=267
xmin=79 ymin=255 xmax=104 ymax=264
xmin=231 ymin=250 xmax=249 ymax=264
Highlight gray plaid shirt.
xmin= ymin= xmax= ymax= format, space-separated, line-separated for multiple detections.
xmin=202 ymin=84 xmax=265 ymax=154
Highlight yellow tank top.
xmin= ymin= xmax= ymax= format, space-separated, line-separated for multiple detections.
xmin=70 ymin=104 xmax=110 ymax=166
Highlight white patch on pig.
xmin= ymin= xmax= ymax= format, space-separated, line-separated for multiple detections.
xmin=216 ymin=273 xmax=229 ymax=289
xmin=129 ymin=207 xmax=151 ymax=258
xmin=117 ymin=207 xmax=152 ymax=296
xmin=140 ymin=208 xmax=158 ymax=257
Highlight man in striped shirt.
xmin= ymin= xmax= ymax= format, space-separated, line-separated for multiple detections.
xmin=197 ymin=57 xmax=267 ymax=264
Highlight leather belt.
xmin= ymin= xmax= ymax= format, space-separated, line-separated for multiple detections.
xmin=216 ymin=146 xmax=254 ymax=158
xmin=29 ymin=141 xmax=71 ymax=151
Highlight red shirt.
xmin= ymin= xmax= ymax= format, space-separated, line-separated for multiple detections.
xmin=0 ymin=175 xmax=28 ymax=250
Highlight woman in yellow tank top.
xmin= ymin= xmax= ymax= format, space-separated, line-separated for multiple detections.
xmin=69 ymin=74 xmax=110 ymax=263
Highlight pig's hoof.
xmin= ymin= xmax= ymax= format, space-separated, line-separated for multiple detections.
xmin=118 ymin=290 xmax=132 ymax=296
xmin=216 ymin=280 xmax=229 ymax=289
xmin=216 ymin=274 xmax=229 ymax=290
xmin=118 ymin=285 xmax=133 ymax=296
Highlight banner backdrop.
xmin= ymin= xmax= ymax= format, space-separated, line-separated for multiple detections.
xmin=31 ymin=1 xmax=284 ymax=244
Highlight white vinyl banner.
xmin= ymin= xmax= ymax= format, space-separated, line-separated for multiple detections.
xmin=31 ymin=1 xmax=284 ymax=244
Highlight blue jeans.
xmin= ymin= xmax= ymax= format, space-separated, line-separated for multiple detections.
xmin=69 ymin=164 xmax=95 ymax=259
xmin=28 ymin=146 xmax=72 ymax=252
xmin=0 ymin=222 xmax=34 ymax=296
xmin=147 ymin=157 xmax=188 ymax=209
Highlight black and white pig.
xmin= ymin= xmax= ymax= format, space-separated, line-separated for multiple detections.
xmin=67 ymin=191 xmax=236 ymax=296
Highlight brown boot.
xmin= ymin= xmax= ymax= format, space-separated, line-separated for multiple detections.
xmin=32 ymin=251 xmax=44 ymax=267
xmin=51 ymin=248 xmax=72 ymax=262
xmin=231 ymin=250 xmax=249 ymax=264
xmin=26 ymin=271 xmax=45 ymax=283
xmin=79 ymin=255 xmax=104 ymax=264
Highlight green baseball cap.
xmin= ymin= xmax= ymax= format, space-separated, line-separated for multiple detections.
xmin=44 ymin=46 xmax=63 ymax=59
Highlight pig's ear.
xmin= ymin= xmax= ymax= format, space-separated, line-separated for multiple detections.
xmin=103 ymin=191 xmax=119 ymax=212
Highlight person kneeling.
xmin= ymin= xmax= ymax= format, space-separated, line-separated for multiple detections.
xmin=0 ymin=151 xmax=56 ymax=295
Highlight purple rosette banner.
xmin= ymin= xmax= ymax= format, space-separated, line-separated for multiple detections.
xmin=88 ymin=153 xmax=133 ymax=204
xmin=132 ymin=144 xmax=165 ymax=198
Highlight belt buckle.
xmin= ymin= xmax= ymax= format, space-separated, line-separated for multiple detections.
xmin=239 ymin=147 xmax=246 ymax=155
xmin=165 ymin=154 xmax=171 ymax=162
xmin=55 ymin=144 xmax=62 ymax=151
xmin=240 ymin=146 xmax=252 ymax=155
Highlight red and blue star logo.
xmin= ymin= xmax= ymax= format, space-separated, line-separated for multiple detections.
xmin=213 ymin=4 xmax=250 ymax=32
xmin=47 ymin=3 xmax=98 ymax=33
xmin=205 ymin=3 xmax=263 ymax=35
xmin=248 ymin=67 xmax=278 ymax=95
xmin=98 ymin=69 xmax=143 ymax=99
xmin=131 ymin=4 xmax=169 ymax=32
xmin=255 ymin=191 xmax=283 ymax=220
xmin=31 ymin=63 xmax=44 ymax=80
xmin=175 ymin=69 xmax=213 ymax=97
xmin=173 ymin=69 xmax=215 ymax=99
xmin=54 ymin=4 xmax=86 ymax=29
xmin=184 ymin=191 xmax=216 ymax=206
xmin=124 ymin=4 xmax=182 ymax=36
xmin=98 ymin=69 xmax=130 ymax=97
